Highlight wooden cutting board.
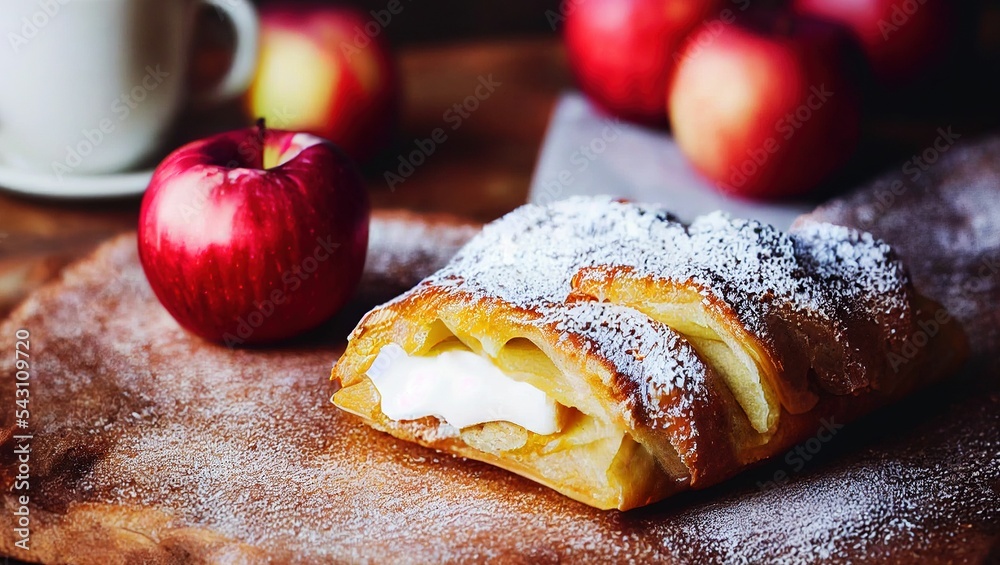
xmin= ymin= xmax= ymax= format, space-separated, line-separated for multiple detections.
xmin=1 ymin=145 xmax=999 ymax=563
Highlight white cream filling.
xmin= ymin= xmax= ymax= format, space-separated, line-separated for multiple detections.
xmin=365 ymin=343 xmax=561 ymax=435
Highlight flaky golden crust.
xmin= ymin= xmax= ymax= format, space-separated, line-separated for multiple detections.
xmin=332 ymin=197 xmax=968 ymax=511
xmin=571 ymin=267 xmax=805 ymax=412
xmin=335 ymin=285 xmax=751 ymax=509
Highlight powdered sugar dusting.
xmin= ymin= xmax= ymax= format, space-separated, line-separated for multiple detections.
xmin=430 ymin=196 xmax=681 ymax=308
xmin=791 ymin=221 xmax=910 ymax=320
xmin=430 ymin=196 xmax=909 ymax=352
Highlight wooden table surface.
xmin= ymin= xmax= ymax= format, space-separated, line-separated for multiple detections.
xmin=0 ymin=37 xmax=571 ymax=318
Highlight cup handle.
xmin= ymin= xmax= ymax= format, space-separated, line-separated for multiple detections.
xmin=193 ymin=0 xmax=259 ymax=105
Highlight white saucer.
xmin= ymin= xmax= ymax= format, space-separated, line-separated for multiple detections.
xmin=0 ymin=162 xmax=153 ymax=199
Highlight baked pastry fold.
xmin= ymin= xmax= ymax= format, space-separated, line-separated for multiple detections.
xmin=332 ymin=197 xmax=967 ymax=510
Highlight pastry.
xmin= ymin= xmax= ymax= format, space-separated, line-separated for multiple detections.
xmin=332 ymin=197 xmax=967 ymax=510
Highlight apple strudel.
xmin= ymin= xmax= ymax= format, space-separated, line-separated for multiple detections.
xmin=332 ymin=197 xmax=966 ymax=510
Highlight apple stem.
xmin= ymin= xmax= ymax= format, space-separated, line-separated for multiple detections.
xmin=256 ymin=117 xmax=267 ymax=145
xmin=253 ymin=118 xmax=268 ymax=169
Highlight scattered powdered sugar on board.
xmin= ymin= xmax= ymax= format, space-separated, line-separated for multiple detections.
xmin=0 ymin=234 xmax=997 ymax=563
xmin=357 ymin=210 xmax=481 ymax=304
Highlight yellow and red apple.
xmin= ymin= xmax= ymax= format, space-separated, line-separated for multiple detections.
xmin=669 ymin=13 xmax=863 ymax=199
xmin=564 ymin=0 xmax=724 ymax=127
xmin=247 ymin=4 xmax=399 ymax=163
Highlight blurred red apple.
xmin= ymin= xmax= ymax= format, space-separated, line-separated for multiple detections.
xmin=247 ymin=3 xmax=399 ymax=163
xmin=669 ymin=13 xmax=862 ymax=199
xmin=792 ymin=0 xmax=956 ymax=85
xmin=564 ymin=0 xmax=724 ymax=127
xmin=138 ymin=124 xmax=370 ymax=346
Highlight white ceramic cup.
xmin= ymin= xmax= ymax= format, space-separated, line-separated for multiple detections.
xmin=0 ymin=0 xmax=258 ymax=176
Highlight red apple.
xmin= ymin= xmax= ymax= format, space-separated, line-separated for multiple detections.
xmin=138 ymin=124 xmax=370 ymax=346
xmin=792 ymin=0 xmax=956 ymax=84
xmin=247 ymin=3 xmax=399 ymax=163
xmin=564 ymin=0 xmax=724 ymax=126
xmin=668 ymin=13 xmax=862 ymax=199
